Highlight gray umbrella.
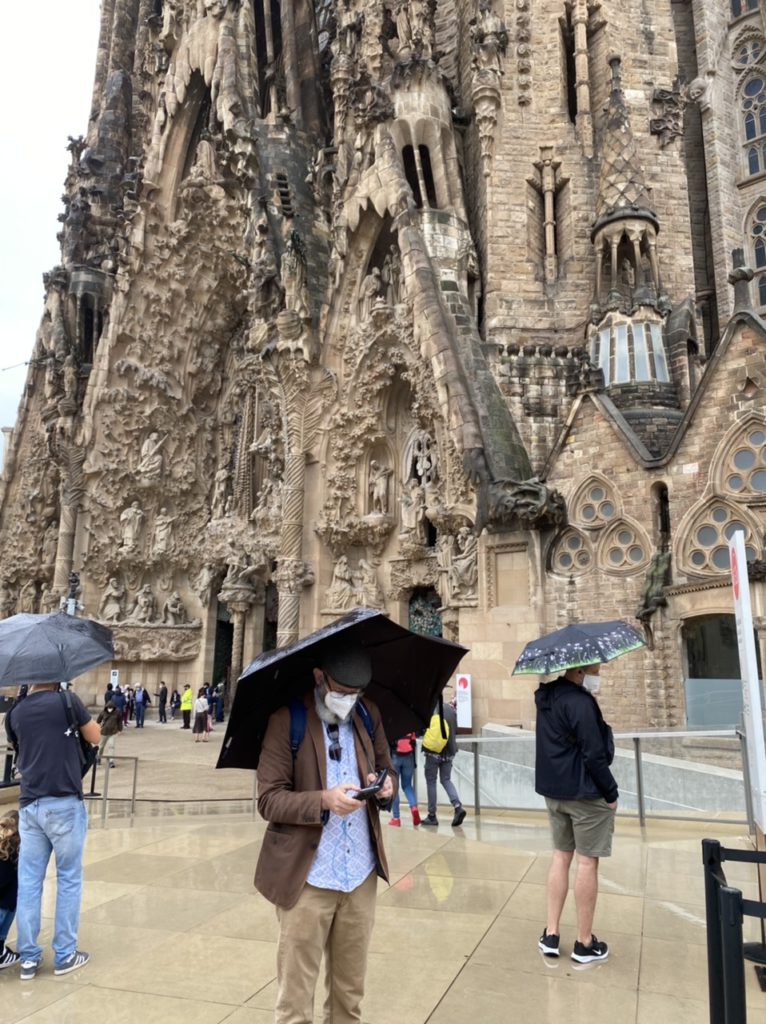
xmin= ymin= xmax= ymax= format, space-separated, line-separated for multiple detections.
xmin=0 ymin=612 xmax=114 ymax=685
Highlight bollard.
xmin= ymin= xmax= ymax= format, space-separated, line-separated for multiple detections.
xmin=703 ymin=838 xmax=726 ymax=1024
xmin=719 ymin=884 xmax=747 ymax=1024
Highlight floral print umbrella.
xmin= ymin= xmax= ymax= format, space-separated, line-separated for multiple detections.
xmin=512 ymin=620 xmax=646 ymax=676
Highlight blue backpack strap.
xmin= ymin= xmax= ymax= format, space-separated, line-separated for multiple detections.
xmin=289 ymin=698 xmax=307 ymax=761
xmin=356 ymin=699 xmax=375 ymax=742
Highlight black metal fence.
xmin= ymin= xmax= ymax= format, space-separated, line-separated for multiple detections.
xmin=703 ymin=838 xmax=766 ymax=1023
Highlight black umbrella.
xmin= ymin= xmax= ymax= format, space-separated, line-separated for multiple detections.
xmin=512 ymin=619 xmax=646 ymax=677
xmin=0 ymin=613 xmax=114 ymax=686
xmin=217 ymin=608 xmax=468 ymax=770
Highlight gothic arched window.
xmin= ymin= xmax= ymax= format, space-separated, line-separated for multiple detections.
xmin=750 ymin=204 xmax=766 ymax=305
xmin=742 ymin=76 xmax=766 ymax=176
xmin=732 ymin=0 xmax=760 ymax=20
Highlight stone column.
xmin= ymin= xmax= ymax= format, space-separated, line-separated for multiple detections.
xmin=225 ymin=597 xmax=255 ymax=704
xmin=572 ymin=0 xmax=593 ymax=156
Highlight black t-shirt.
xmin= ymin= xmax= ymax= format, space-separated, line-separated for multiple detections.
xmin=6 ymin=690 xmax=91 ymax=806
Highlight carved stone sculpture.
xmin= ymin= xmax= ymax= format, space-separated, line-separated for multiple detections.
xmin=399 ymin=477 xmax=426 ymax=543
xmin=137 ymin=432 xmax=167 ymax=480
xmin=151 ymin=507 xmax=175 ymax=556
xmin=162 ymin=590 xmax=189 ymax=624
xmin=449 ymin=527 xmax=479 ymax=599
xmin=356 ymin=558 xmax=385 ymax=609
xmin=368 ymin=459 xmax=393 ymax=516
xmin=359 ymin=267 xmax=383 ymax=319
xmin=280 ymin=232 xmax=311 ymax=321
xmin=127 ymin=583 xmax=158 ymax=623
xmin=99 ymin=577 xmax=126 ymax=622
xmin=326 ymin=554 xmax=356 ymax=610
xmin=119 ymin=501 xmax=145 ymax=550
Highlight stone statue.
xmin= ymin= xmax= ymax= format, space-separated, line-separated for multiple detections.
xmin=62 ymin=354 xmax=78 ymax=402
xmin=251 ymin=219 xmax=283 ymax=321
xmin=162 ymin=591 xmax=189 ymax=625
xmin=326 ymin=554 xmax=356 ymax=610
xmin=99 ymin=577 xmax=126 ymax=622
xmin=449 ymin=527 xmax=479 ymax=599
xmin=399 ymin=477 xmax=426 ymax=542
xmin=359 ymin=267 xmax=383 ymax=320
xmin=128 ymin=583 xmax=157 ymax=623
xmin=42 ymin=521 xmax=59 ymax=568
xmin=636 ymin=551 xmax=671 ymax=623
xmin=357 ymin=559 xmax=385 ymax=609
xmin=137 ymin=432 xmax=166 ymax=480
xmin=368 ymin=459 xmax=393 ymax=515
xmin=281 ymin=232 xmax=311 ymax=320
xmin=211 ymin=467 xmax=229 ymax=518
xmin=0 ymin=584 xmax=15 ymax=619
xmin=394 ymin=0 xmax=413 ymax=52
xmin=382 ymin=245 xmax=402 ymax=305
xmin=151 ymin=507 xmax=175 ymax=556
xmin=120 ymin=501 xmax=145 ymax=549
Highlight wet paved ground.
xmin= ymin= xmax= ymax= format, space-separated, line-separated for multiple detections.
xmin=2 ymin=715 xmax=765 ymax=1023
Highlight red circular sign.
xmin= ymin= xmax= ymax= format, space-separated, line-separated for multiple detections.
xmin=732 ymin=546 xmax=740 ymax=601
xmin=457 ymin=675 xmax=469 ymax=689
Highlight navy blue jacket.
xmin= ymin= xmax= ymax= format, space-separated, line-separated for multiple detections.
xmin=534 ymin=678 xmax=618 ymax=804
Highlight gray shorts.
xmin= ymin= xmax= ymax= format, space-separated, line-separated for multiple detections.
xmin=545 ymin=797 xmax=616 ymax=858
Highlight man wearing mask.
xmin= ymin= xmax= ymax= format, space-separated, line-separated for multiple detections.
xmin=534 ymin=663 xmax=617 ymax=964
xmin=255 ymin=645 xmax=397 ymax=1024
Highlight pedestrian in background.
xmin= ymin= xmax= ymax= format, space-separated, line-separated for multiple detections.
xmin=0 ymin=810 xmax=20 ymax=970
xmin=96 ymin=702 xmax=122 ymax=767
xmin=180 ymin=684 xmax=193 ymax=729
xmin=5 ymin=681 xmax=100 ymax=978
xmin=535 ymin=662 xmax=617 ymax=964
xmin=388 ymin=732 xmax=420 ymax=828
xmin=193 ymin=688 xmax=209 ymax=743
xmin=133 ymin=685 xmax=150 ymax=728
xmin=124 ymin=687 xmax=135 ymax=725
xmin=156 ymin=681 xmax=168 ymax=723
xmin=421 ymin=696 xmax=466 ymax=828
xmin=170 ymin=689 xmax=180 ymax=720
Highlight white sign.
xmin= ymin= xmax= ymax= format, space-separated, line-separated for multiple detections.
xmin=455 ymin=673 xmax=472 ymax=730
xmin=730 ymin=531 xmax=766 ymax=831
xmin=109 ymin=669 xmax=120 ymax=687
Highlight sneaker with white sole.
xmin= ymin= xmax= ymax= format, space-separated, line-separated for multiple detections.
xmin=571 ymin=935 xmax=608 ymax=963
xmin=538 ymin=929 xmax=560 ymax=957
xmin=0 ymin=945 xmax=20 ymax=969
xmin=20 ymin=959 xmax=39 ymax=981
xmin=54 ymin=950 xmax=90 ymax=976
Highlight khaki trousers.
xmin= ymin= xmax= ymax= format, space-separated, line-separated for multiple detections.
xmin=274 ymin=871 xmax=378 ymax=1024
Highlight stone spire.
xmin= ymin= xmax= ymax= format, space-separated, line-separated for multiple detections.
xmin=593 ymin=54 xmax=657 ymax=235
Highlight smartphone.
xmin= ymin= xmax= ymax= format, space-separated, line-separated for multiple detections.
xmin=353 ymin=768 xmax=388 ymax=800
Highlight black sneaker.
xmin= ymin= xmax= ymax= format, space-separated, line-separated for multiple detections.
xmin=0 ymin=945 xmax=20 ymax=969
xmin=538 ymin=929 xmax=560 ymax=957
xmin=571 ymin=935 xmax=608 ymax=963
xmin=421 ymin=814 xmax=439 ymax=827
xmin=451 ymin=806 xmax=467 ymax=827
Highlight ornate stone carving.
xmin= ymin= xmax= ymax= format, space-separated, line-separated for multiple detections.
xmin=162 ymin=591 xmax=191 ymax=624
xmin=111 ymin=624 xmax=202 ymax=662
xmin=650 ymin=79 xmax=687 ymax=147
xmin=514 ymin=0 xmax=532 ymax=106
xmin=137 ymin=431 xmax=167 ymax=481
xmin=120 ymin=501 xmax=145 ymax=550
xmin=98 ymin=577 xmax=126 ymax=622
xmin=324 ymin=554 xmax=386 ymax=611
xmin=436 ymin=525 xmax=479 ymax=606
xmin=469 ymin=0 xmax=508 ymax=177
xmin=368 ymin=459 xmax=393 ymax=515
xmin=488 ymin=477 xmax=567 ymax=531
xmin=151 ymin=507 xmax=176 ymax=556
xmin=126 ymin=583 xmax=159 ymax=623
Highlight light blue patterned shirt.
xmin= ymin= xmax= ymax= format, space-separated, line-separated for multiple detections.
xmin=307 ymin=717 xmax=377 ymax=892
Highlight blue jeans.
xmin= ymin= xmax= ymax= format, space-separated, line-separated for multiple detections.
xmin=391 ymin=752 xmax=417 ymax=818
xmin=135 ymin=702 xmax=145 ymax=727
xmin=17 ymin=796 xmax=88 ymax=965
xmin=0 ymin=907 xmax=15 ymax=944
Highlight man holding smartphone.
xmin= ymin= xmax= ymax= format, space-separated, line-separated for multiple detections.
xmin=255 ymin=645 xmax=397 ymax=1024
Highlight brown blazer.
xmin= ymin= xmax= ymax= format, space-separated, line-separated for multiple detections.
xmin=254 ymin=692 xmax=397 ymax=909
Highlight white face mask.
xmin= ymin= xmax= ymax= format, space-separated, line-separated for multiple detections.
xmin=582 ymin=674 xmax=601 ymax=695
xmin=324 ymin=691 xmax=359 ymax=721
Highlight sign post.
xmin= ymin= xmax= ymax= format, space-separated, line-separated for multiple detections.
xmin=455 ymin=673 xmax=472 ymax=732
xmin=729 ymin=531 xmax=766 ymax=832
xmin=729 ymin=530 xmax=766 ymax=971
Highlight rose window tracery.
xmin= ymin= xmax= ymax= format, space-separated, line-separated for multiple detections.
xmin=598 ymin=520 xmax=650 ymax=572
xmin=685 ymin=503 xmax=758 ymax=573
xmin=550 ymin=528 xmax=593 ymax=576
xmin=724 ymin=426 xmax=766 ymax=495
xmin=572 ymin=478 xmax=619 ymax=529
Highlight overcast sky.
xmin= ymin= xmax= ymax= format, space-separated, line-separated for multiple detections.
xmin=0 ymin=2 xmax=101 ymax=451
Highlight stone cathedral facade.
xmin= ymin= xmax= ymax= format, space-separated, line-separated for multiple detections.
xmin=1 ymin=0 xmax=766 ymax=731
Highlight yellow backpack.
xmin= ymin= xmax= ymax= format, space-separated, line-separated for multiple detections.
xmin=422 ymin=713 xmax=450 ymax=753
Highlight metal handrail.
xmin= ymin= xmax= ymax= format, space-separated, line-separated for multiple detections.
xmin=452 ymin=728 xmax=749 ymax=827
